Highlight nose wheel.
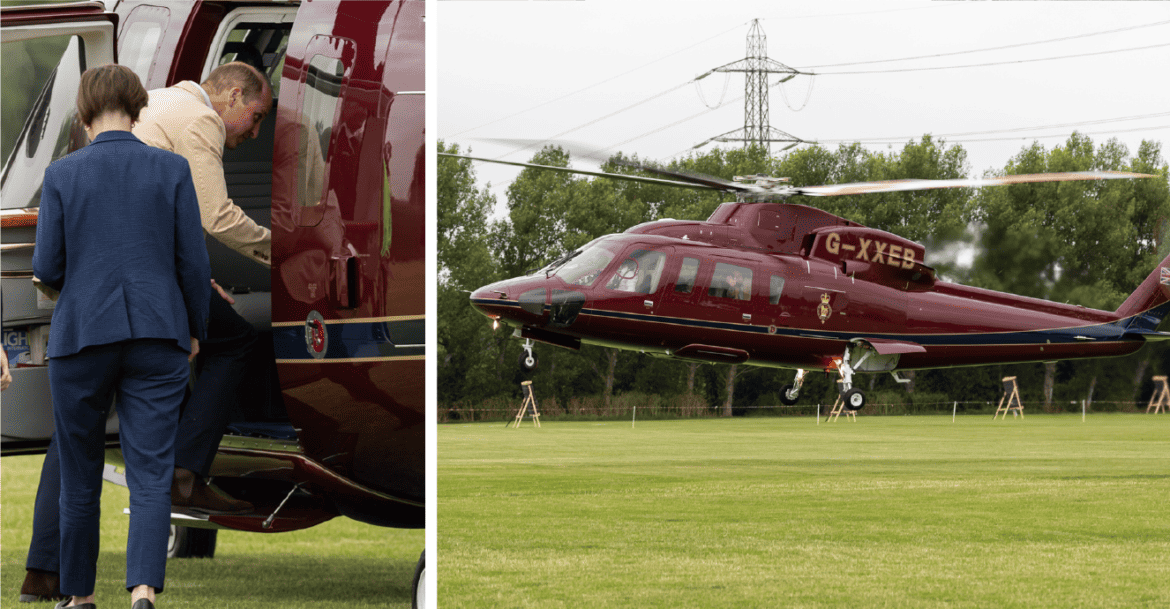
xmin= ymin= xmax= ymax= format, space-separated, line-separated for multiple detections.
xmin=843 ymin=388 xmax=866 ymax=411
xmin=780 ymin=369 xmax=807 ymax=405
xmin=519 ymin=339 xmax=538 ymax=373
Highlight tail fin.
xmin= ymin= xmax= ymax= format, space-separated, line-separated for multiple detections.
xmin=1116 ymin=252 xmax=1170 ymax=332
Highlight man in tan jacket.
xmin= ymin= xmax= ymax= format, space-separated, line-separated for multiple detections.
xmin=133 ymin=62 xmax=272 ymax=513
xmin=134 ymin=62 xmax=272 ymax=265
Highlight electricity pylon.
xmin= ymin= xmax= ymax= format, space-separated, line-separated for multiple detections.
xmin=695 ymin=19 xmax=806 ymax=154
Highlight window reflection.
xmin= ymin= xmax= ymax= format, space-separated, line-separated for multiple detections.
xmin=770 ymin=275 xmax=785 ymax=305
xmin=554 ymin=243 xmax=617 ymax=287
xmin=675 ymin=257 xmax=699 ymax=294
xmin=297 ymin=54 xmax=344 ymax=207
xmin=1 ymin=35 xmax=83 ymax=209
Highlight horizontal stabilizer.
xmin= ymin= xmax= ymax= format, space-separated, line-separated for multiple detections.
xmin=1122 ymin=329 xmax=1170 ymax=342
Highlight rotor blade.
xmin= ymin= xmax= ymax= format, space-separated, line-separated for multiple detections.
xmin=792 ymin=170 xmax=1156 ymax=197
xmin=439 ymin=152 xmax=728 ymax=191
xmin=467 ymin=137 xmax=614 ymax=165
xmin=609 ymin=158 xmax=752 ymax=193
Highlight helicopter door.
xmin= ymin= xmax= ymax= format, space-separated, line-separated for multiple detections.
xmin=700 ymin=259 xmax=756 ymax=330
xmin=1 ymin=3 xmax=119 ymax=456
xmin=764 ymin=270 xmax=791 ymax=330
xmin=597 ymin=248 xmax=669 ymax=344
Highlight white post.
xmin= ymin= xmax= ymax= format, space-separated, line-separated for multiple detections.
xmin=817 ymin=403 xmax=820 ymax=425
xmin=633 ymin=405 xmax=636 ymax=428
xmin=1082 ymin=399 xmax=1085 ymax=422
xmin=953 ymin=401 xmax=957 ymax=423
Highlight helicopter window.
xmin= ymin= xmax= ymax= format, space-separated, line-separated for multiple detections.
xmin=709 ymin=263 xmax=753 ymax=301
xmin=296 ymin=53 xmax=347 ymax=208
xmin=769 ymin=275 xmax=785 ymax=305
xmin=215 ymin=22 xmax=292 ymax=97
xmin=2 ymin=34 xmax=87 ymax=209
xmin=554 ymin=245 xmax=617 ymax=287
xmin=118 ymin=5 xmax=168 ymax=84
xmin=606 ymin=250 xmax=666 ymax=294
xmin=675 ymin=257 xmax=700 ymax=294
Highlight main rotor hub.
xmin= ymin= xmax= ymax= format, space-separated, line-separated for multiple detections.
xmin=733 ymin=175 xmax=790 ymax=189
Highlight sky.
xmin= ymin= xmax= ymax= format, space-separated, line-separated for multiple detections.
xmin=437 ymin=0 xmax=1170 ymax=215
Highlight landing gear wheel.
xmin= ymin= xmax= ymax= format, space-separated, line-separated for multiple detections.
xmin=168 ymin=525 xmax=216 ymax=558
xmin=411 ymin=550 xmax=426 ymax=609
xmin=780 ymin=383 xmax=800 ymax=406
xmin=518 ymin=350 xmax=538 ymax=373
xmin=843 ymin=389 xmax=866 ymax=411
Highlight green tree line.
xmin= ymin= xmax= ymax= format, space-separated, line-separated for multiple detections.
xmin=438 ymin=134 xmax=1170 ymax=420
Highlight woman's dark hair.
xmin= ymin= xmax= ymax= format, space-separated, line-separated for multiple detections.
xmin=76 ymin=64 xmax=149 ymax=126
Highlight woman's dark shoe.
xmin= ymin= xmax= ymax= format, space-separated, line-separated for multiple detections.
xmin=20 ymin=569 xmax=66 ymax=602
xmin=52 ymin=599 xmax=96 ymax=609
xmin=130 ymin=599 xmax=155 ymax=609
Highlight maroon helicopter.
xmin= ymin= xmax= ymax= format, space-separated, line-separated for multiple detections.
xmin=447 ymin=152 xmax=1165 ymax=411
xmin=2 ymin=0 xmax=424 ymax=599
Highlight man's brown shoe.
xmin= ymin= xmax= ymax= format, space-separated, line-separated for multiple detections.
xmin=171 ymin=467 xmax=253 ymax=515
xmin=19 ymin=569 xmax=65 ymax=602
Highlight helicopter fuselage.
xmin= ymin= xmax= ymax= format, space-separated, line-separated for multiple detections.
xmin=471 ymin=202 xmax=1167 ymax=376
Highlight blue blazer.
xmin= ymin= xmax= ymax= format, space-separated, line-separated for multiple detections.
xmin=33 ymin=130 xmax=211 ymax=358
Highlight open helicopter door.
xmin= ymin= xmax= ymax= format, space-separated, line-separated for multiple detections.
xmin=1 ymin=1 xmax=119 ymax=456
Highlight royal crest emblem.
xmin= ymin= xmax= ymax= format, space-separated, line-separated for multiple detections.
xmin=817 ymin=293 xmax=832 ymax=324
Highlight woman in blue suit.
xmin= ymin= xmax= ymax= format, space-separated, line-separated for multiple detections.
xmin=32 ymin=64 xmax=211 ymax=609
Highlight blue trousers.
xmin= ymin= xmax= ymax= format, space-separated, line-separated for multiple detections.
xmin=50 ymin=339 xmax=188 ymax=596
xmin=27 ymin=292 xmax=256 ymax=578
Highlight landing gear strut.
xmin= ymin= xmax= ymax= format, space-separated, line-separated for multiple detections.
xmin=837 ymin=345 xmax=873 ymax=411
xmin=780 ymin=369 xmax=806 ymax=405
xmin=518 ymin=339 xmax=538 ymax=373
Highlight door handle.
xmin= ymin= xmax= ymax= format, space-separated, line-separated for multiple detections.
xmin=644 ymin=300 xmax=654 ymax=308
xmin=742 ymin=313 xmax=751 ymax=322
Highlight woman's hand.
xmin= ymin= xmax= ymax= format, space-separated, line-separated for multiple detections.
xmin=1 ymin=349 xmax=11 ymax=391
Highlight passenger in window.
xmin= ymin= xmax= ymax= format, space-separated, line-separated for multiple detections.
xmin=709 ymin=264 xmax=751 ymax=301
xmin=727 ymin=269 xmax=751 ymax=301
xmin=31 ymin=64 xmax=211 ymax=609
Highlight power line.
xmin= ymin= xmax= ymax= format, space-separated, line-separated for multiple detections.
xmin=446 ymin=22 xmax=746 ymax=139
xmin=501 ymin=81 xmax=693 ymax=160
xmin=801 ymin=19 xmax=1170 ymax=69
xmin=812 ymin=42 xmax=1170 ymax=75
xmin=813 ymin=125 xmax=1170 ymax=147
xmin=902 ymin=124 xmax=1170 ymax=145
xmin=447 ymin=7 xmax=962 ymax=142
xmin=815 ymin=112 xmax=1170 ymax=144
xmin=760 ymin=3 xmax=960 ymax=22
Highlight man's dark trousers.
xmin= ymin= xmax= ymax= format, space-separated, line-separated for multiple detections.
xmin=174 ymin=290 xmax=257 ymax=477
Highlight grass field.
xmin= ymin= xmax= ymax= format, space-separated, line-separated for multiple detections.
xmin=439 ymin=414 xmax=1170 ymax=608
xmin=1 ymin=454 xmax=424 ymax=609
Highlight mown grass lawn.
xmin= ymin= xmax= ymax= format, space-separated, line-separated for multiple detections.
xmin=1 ymin=454 xmax=423 ymax=609
xmin=439 ymin=414 xmax=1170 ymax=608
